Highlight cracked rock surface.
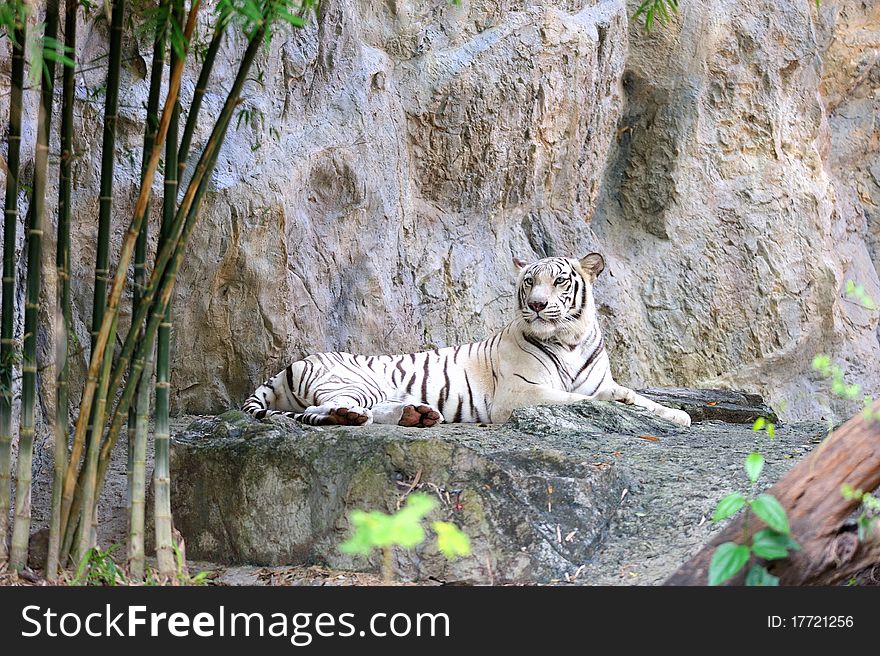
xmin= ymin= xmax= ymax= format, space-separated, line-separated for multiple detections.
xmin=171 ymin=393 xmax=825 ymax=584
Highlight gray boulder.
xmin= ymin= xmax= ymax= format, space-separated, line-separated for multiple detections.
xmin=170 ymin=392 xmax=825 ymax=584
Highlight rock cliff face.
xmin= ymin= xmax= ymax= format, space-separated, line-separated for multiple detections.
xmin=2 ymin=1 xmax=876 ymax=427
xmin=594 ymin=0 xmax=880 ymax=420
xmin=167 ymin=0 xmax=629 ymax=414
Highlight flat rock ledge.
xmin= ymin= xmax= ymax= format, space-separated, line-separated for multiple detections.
xmin=170 ymin=390 xmax=825 ymax=585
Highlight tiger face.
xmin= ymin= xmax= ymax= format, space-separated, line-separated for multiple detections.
xmin=513 ymin=254 xmax=605 ymax=341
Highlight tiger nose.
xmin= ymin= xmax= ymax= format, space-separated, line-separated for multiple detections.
xmin=528 ymin=300 xmax=547 ymax=313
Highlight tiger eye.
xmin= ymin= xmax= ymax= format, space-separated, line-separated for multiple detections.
xmin=554 ymin=276 xmax=567 ymax=286
xmin=524 ymin=277 xmax=533 ymax=286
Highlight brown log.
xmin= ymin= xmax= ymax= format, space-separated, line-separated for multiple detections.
xmin=665 ymin=401 xmax=880 ymax=585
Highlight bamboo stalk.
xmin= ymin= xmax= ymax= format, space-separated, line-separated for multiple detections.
xmin=10 ymin=0 xmax=61 ymax=570
xmin=176 ymin=7 xmax=228 ymax=174
xmin=154 ymin=0 xmax=183 ymax=577
xmin=62 ymin=0 xmax=130 ymax=564
xmin=47 ymin=0 xmax=77 ymax=581
xmin=64 ymin=1 xmax=200 ymax=563
xmin=89 ymin=0 xmax=126 ymax=357
xmin=128 ymin=355 xmax=153 ymax=580
xmin=0 ymin=0 xmax=27 ymax=566
xmin=58 ymin=446 xmax=82 ymax=565
xmin=127 ymin=0 xmax=168 ymax=577
xmin=74 ymin=316 xmax=116 ymax=562
xmin=96 ymin=133 xmax=222 ymax=508
xmin=100 ymin=8 xmax=230 ymax=423
xmin=80 ymin=0 xmax=127 ymax=515
xmin=95 ymin=21 xmax=270 ymax=498
xmin=59 ymin=0 xmax=201 ymax=546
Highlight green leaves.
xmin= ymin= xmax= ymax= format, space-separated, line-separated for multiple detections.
xmin=707 ymin=448 xmax=799 ymax=585
xmin=841 ymin=483 xmax=862 ymax=502
xmin=812 ymin=354 xmax=865 ymax=401
xmin=845 ymin=279 xmax=877 ymax=310
xmin=216 ymin=0 xmax=319 ymax=41
xmin=0 ymin=0 xmax=27 ymax=44
xmin=712 ymin=492 xmax=745 ymax=522
xmin=632 ymin=0 xmax=679 ymax=32
xmin=751 ymin=417 xmax=775 ymax=438
xmin=433 ymin=521 xmax=471 ymax=559
xmin=42 ymin=35 xmax=76 ymax=68
xmin=340 ymin=493 xmax=435 ymax=556
xmin=750 ymin=494 xmax=790 ymax=535
xmin=340 ymin=493 xmax=471 ymax=564
xmin=751 ymin=529 xmax=800 ymax=560
xmin=168 ymin=5 xmax=188 ymax=61
xmin=709 ymin=542 xmax=750 ymax=586
xmin=841 ymin=484 xmax=880 ymax=542
xmin=745 ymin=564 xmax=779 ymax=586
xmin=744 ymin=452 xmax=764 ymax=484
xmin=811 ymin=354 xmax=831 ymax=375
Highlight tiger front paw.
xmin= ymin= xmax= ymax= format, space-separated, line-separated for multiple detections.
xmin=666 ymin=408 xmax=691 ymax=427
xmin=398 ymin=404 xmax=444 ymax=428
xmin=327 ymin=406 xmax=373 ymax=426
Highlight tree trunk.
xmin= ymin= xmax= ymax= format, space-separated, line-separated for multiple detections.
xmin=665 ymin=402 xmax=880 ymax=586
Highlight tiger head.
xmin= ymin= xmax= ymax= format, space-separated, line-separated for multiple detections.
xmin=513 ymin=254 xmax=605 ymax=342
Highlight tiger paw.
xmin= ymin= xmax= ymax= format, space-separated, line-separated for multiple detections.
xmin=398 ymin=404 xmax=443 ymax=428
xmin=326 ymin=406 xmax=373 ymax=426
xmin=666 ymin=408 xmax=691 ymax=427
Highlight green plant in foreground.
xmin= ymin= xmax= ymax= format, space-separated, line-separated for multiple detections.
xmin=751 ymin=416 xmax=775 ymax=438
xmin=841 ymin=484 xmax=880 ymax=542
xmin=709 ymin=452 xmax=800 ymax=586
xmin=811 ymin=354 xmax=863 ymax=402
xmin=340 ymin=493 xmax=471 ymax=582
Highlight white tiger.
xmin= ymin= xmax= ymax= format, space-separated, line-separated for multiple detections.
xmin=243 ymin=254 xmax=691 ymax=428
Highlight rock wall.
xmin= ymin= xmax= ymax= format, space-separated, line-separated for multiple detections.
xmin=594 ymin=0 xmax=880 ymax=420
xmin=0 ymin=0 xmax=878 ymax=439
xmin=169 ymin=0 xmax=628 ymax=414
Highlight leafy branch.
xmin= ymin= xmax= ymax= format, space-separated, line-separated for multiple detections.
xmin=709 ymin=451 xmax=800 ymax=586
xmin=340 ymin=493 xmax=471 ymax=583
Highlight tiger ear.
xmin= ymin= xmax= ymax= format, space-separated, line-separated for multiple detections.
xmin=579 ymin=253 xmax=605 ymax=281
xmin=513 ymin=257 xmax=529 ymax=270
